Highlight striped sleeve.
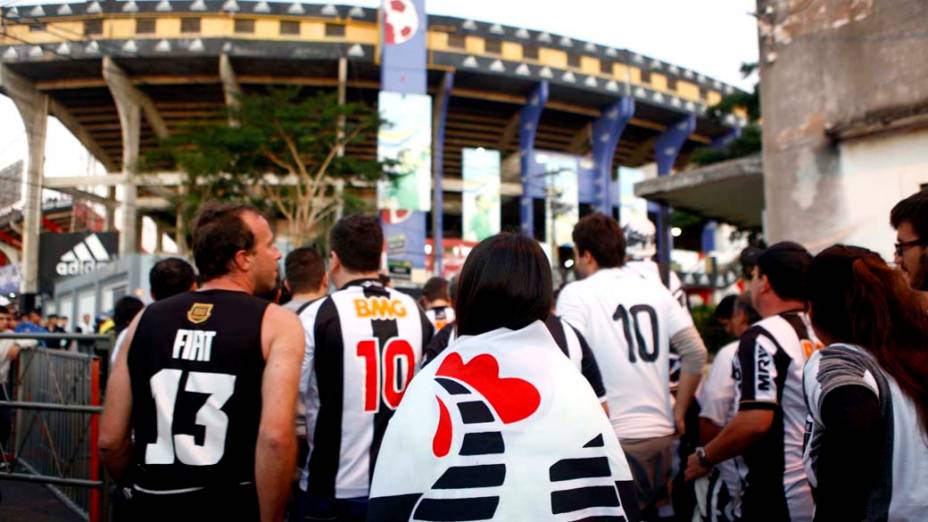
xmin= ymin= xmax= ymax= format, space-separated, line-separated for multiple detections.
xmin=803 ymin=346 xmax=880 ymax=426
xmin=736 ymin=326 xmax=779 ymax=410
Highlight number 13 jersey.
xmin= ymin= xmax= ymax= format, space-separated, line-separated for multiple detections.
xmin=557 ymin=267 xmax=693 ymax=439
xmin=128 ymin=290 xmax=268 ymax=494
xmin=298 ymin=279 xmax=433 ymax=499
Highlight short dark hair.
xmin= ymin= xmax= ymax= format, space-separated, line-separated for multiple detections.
xmin=0 ymin=305 xmax=11 ymax=315
xmin=191 ymin=203 xmax=261 ymax=282
xmin=150 ymin=258 xmax=196 ymax=301
xmin=757 ymin=241 xmax=812 ymax=302
xmin=330 ymin=214 xmax=383 ymax=272
xmin=455 ymin=233 xmax=552 ymax=336
xmin=285 ymin=246 xmax=326 ymax=294
xmin=422 ymin=277 xmax=450 ymax=303
xmin=113 ymin=295 xmax=144 ymax=334
xmin=712 ymin=294 xmax=738 ymax=322
xmin=891 ymin=189 xmax=928 ymax=240
xmin=572 ymin=213 xmax=625 ymax=268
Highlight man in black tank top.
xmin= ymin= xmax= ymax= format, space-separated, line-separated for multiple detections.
xmin=100 ymin=204 xmax=304 ymax=522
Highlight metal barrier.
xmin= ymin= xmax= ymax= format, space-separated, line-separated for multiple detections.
xmin=0 ymin=332 xmax=111 ymax=522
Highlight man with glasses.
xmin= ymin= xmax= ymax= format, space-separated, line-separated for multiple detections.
xmin=890 ymin=190 xmax=928 ymax=294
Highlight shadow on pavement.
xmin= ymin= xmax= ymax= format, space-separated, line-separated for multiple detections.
xmin=0 ymin=480 xmax=84 ymax=522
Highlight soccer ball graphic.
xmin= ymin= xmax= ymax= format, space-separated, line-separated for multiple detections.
xmin=383 ymin=0 xmax=420 ymax=45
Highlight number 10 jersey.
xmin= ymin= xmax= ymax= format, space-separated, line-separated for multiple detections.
xmin=298 ymin=279 xmax=433 ymax=499
xmin=557 ymin=267 xmax=694 ymax=439
xmin=128 ymin=290 xmax=269 ymax=495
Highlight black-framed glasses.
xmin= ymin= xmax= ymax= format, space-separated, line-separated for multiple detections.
xmin=894 ymin=239 xmax=925 ymax=257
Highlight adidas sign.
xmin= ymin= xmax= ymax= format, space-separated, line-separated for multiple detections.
xmin=56 ymin=234 xmax=111 ymax=276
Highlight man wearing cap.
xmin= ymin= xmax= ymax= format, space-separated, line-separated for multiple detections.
xmin=685 ymin=242 xmax=818 ymax=522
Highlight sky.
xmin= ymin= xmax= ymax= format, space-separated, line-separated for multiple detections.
xmin=0 ymin=0 xmax=760 ymax=179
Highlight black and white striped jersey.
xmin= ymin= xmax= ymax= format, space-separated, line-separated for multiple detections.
xmin=298 ymin=278 xmax=433 ymax=499
xmin=424 ymin=306 xmax=455 ymax=332
xmin=804 ymin=344 xmax=928 ymax=521
xmin=733 ymin=311 xmax=818 ymax=522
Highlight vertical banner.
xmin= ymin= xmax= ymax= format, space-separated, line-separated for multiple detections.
xmin=462 ymin=148 xmax=501 ymax=242
xmin=377 ymin=91 xmax=433 ymax=212
xmin=380 ymin=0 xmax=427 ymax=95
xmin=379 ymin=0 xmax=429 ymax=276
xmin=380 ymin=209 xmax=426 ymax=283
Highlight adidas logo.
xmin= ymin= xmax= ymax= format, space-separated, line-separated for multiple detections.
xmin=55 ymin=234 xmax=111 ymax=276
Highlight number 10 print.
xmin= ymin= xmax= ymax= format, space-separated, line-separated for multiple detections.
xmin=357 ymin=338 xmax=416 ymax=412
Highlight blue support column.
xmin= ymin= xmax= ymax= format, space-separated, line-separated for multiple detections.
xmin=519 ymin=81 xmax=549 ymax=238
xmin=710 ymin=127 xmax=741 ymax=150
xmin=654 ymin=115 xmax=696 ymax=284
xmin=432 ymin=71 xmax=454 ymax=276
xmin=701 ymin=220 xmax=717 ymax=252
xmin=592 ymin=97 xmax=634 ymax=215
xmin=700 ymin=128 xmax=738 ymax=254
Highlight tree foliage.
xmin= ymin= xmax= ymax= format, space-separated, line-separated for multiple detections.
xmin=689 ymin=62 xmax=762 ymax=167
xmin=689 ymin=123 xmax=762 ymax=166
xmin=143 ymin=88 xmax=392 ymax=246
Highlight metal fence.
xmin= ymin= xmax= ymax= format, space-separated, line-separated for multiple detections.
xmin=0 ymin=332 xmax=111 ymax=522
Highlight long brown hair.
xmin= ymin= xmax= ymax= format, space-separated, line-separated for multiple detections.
xmin=808 ymin=245 xmax=928 ymax=434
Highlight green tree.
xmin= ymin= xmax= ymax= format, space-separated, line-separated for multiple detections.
xmin=689 ymin=62 xmax=762 ymax=167
xmin=144 ymin=88 xmax=391 ymax=246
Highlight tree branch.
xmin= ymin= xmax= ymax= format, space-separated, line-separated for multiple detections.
xmin=258 ymin=144 xmax=294 ymax=173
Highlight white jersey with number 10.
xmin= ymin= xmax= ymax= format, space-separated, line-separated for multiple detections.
xmin=557 ymin=267 xmax=693 ymax=439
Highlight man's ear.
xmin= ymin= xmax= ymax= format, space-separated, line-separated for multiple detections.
xmin=329 ymin=251 xmax=341 ymax=273
xmin=759 ymin=273 xmax=772 ymax=295
xmin=231 ymin=248 xmax=252 ymax=273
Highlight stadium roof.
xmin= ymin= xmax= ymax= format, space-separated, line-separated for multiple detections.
xmin=0 ymin=1 xmax=747 ymax=205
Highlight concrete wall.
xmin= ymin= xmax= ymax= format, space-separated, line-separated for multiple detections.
xmin=834 ymin=129 xmax=928 ymax=260
xmin=758 ymin=0 xmax=928 ymax=255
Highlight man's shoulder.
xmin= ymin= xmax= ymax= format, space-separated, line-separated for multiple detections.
xmin=717 ymin=340 xmax=740 ymax=360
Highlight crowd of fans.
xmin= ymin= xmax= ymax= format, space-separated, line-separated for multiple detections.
xmin=6 ymin=189 xmax=928 ymax=521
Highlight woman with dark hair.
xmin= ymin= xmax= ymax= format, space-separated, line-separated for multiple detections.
xmin=366 ymin=233 xmax=639 ymax=521
xmin=804 ymin=245 xmax=928 ymax=522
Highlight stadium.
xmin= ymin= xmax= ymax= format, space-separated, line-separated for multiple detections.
xmin=0 ymin=0 xmax=743 ymax=284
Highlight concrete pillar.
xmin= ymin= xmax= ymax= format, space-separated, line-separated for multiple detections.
xmin=219 ymin=53 xmax=241 ymax=126
xmin=103 ymin=57 xmax=142 ymax=255
xmin=175 ymin=188 xmax=188 ymax=255
xmin=116 ymin=103 xmax=140 ymax=255
xmin=154 ymin=221 xmax=164 ymax=253
xmin=335 ymin=57 xmax=347 ymax=220
xmin=105 ymin=186 xmax=116 ymax=231
xmin=1 ymin=65 xmax=47 ymax=301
